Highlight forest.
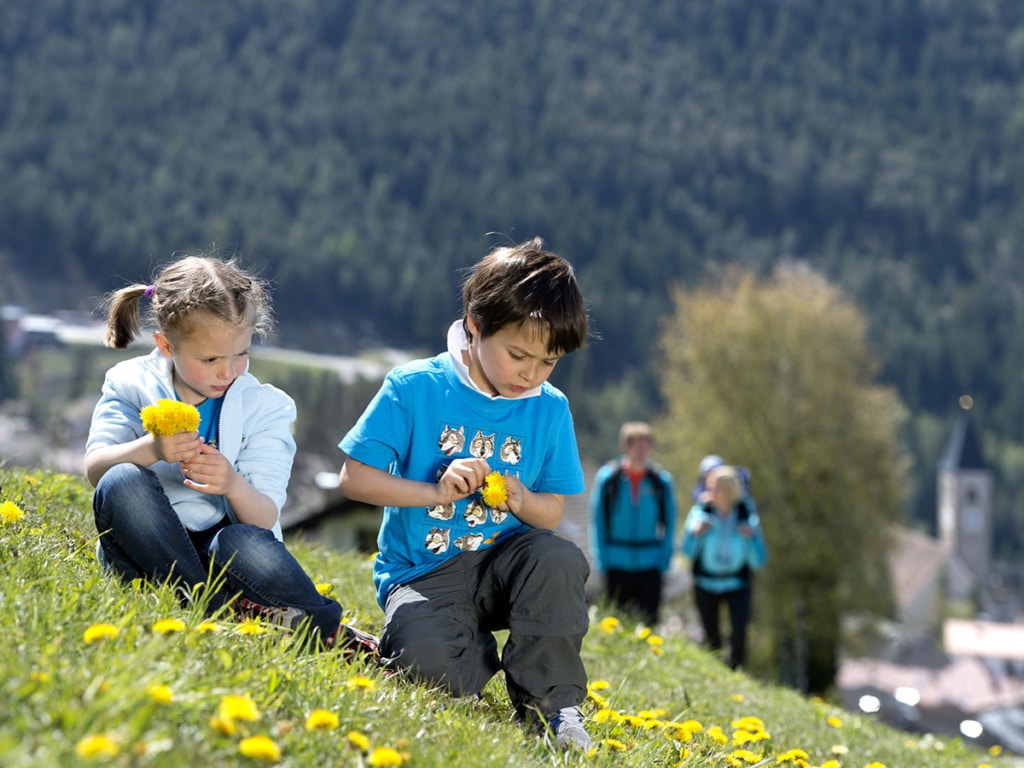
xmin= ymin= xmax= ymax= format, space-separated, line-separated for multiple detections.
xmin=4 ymin=0 xmax=1024 ymax=553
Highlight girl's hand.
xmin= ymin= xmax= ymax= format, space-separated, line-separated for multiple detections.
xmin=152 ymin=431 xmax=202 ymax=465
xmin=180 ymin=441 xmax=238 ymax=496
xmin=693 ymin=520 xmax=713 ymax=536
xmin=436 ymin=458 xmax=489 ymax=504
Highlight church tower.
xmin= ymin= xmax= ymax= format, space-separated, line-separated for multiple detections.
xmin=936 ymin=410 xmax=993 ymax=602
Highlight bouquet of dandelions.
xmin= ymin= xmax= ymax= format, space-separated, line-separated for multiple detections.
xmin=481 ymin=471 xmax=508 ymax=507
xmin=140 ymin=399 xmax=201 ymax=436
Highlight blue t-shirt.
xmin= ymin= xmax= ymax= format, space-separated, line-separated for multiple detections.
xmin=340 ymin=348 xmax=585 ymax=607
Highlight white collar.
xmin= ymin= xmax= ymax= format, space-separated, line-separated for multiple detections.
xmin=446 ymin=320 xmax=542 ymax=400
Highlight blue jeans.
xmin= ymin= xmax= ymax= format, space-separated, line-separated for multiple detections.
xmin=93 ymin=463 xmax=342 ymax=638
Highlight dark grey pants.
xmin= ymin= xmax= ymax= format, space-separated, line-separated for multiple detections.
xmin=379 ymin=528 xmax=590 ymax=717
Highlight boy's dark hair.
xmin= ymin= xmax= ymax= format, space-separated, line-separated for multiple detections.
xmin=461 ymin=237 xmax=589 ymax=354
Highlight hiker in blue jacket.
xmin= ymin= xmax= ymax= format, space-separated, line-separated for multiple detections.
xmin=682 ymin=464 xmax=767 ymax=669
xmin=590 ymin=422 xmax=677 ymax=627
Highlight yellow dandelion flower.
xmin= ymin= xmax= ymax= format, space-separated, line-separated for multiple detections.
xmin=219 ymin=694 xmax=260 ymax=722
xmin=237 ymin=618 xmax=269 ymax=635
xmin=367 ymin=746 xmax=404 ymax=767
xmin=601 ymin=738 xmax=629 ymax=752
xmin=0 ymin=500 xmax=26 ymax=523
xmin=731 ymin=693 xmax=745 ymax=703
xmin=75 ymin=734 xmax=119 ymax=759
xmin=826 ymin=714 xmax=843 ymax=728
xmin=989 ymin=745 xmax=1003 ymax=756
xmin=140 ymin=399 xmax=201 ymax=436
xmin=146 ymin=684 xmax=174 ymax=704
xmin=152 ymin=617 xmax=186 ymax=634
xmin=195 ymin=620 xmax=220 ymax=634
xmin=597 ymin=616 xmax=621 ymax=633
xmin=209 ymin=716 xmax=236 ymax=736
xmin=589 ymin=679 xmax=611 ymax=691
xmin=29 ymin=670 xmax=50 ymax=683
xmin=821 ymin=761 xmax=841 ymax=768
xmin=864 ymin=763 xmax=887 ymax=768
xmin=83 ymin=623 xmax=119 ymax=643
xmin=25 ymin=474 xmax=38 ymax=485
xmin=646 ymin=634 xmax=664 ymax=646
xmin=669 ymin=719 xmax=703 ymax=742
xmin=481 ymin=471 xmax=508 ymax=507
xmin=305 ymin=709 xmax=339 ymax=732
xmin=777 ymin=748 xmax=810 ymax=763
xmin=347 ymin=675 xmax=377 ymax=691
xmin=650 ymin=644 xmax=665 ymax=657
xmin=635 ymin=626 xmax=652 ymax=640
xmin=727 ymin=748 xmax=762 ymax=765
xmin=731 ymin=716 xmax=765 ymax=732
xmin=639 ymin=708 xmax=668 ymax=720
xmin=238 ymin=735 xmax=281 ymax=762
xmin=348 ymin=731 xmax=370 ymax=751
xmin=593 ymin=708 xmax=624 ymax=725
xmin=706 ymin=725 xmax=727 ymax=745
xmin=315 ymin=582 xmax=334 ymax=595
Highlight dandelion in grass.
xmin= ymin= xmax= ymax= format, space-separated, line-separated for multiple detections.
xmin=821 ymin=761 xmax=841 ymax=768
xmin=152 ymin=618 xmax=186 ymax=634
xmin=346 ymin=674 xmax=376 ymax=692
xmin=83 ymin=623 xmax=119 ymax=643
xmin=219 ymin=694 xmax=261 ymax=722
xmin=667 ymin=719 xmax=703 ymax=742
xmin=593 ymin=708 xmax=624 ymax=725
xmin=639 ymin=708 xmax=668 ymax=720
xmin=75 ymin=734 xmax=119 ymax=759
xmin=481 ymin=471 xmax=507 ymax=507
xmin=646 ymin=633 xmax=665 ymax=656
xmin=597 ymin=616 xmax=621 ymax=633
xmin=776 ymin=748 xmax=810 ymax=765
xmin=864 ymin=763 xmax=887 ymax=768
xmin=315 ymin=582 xmax=333 ymax=596
xmin=589 ymin=679 xmax=611 ymax=692
xmin=25 ymin=474 xmax=38 ymax=486
xmin=140 ymin=399 xmax=200 ymax=436
xmin=304 ymin=709 xmax=339 ymax=732
xmin=348 ymin=731 xmax=370 ymax=751
xmin=0 ymin=500 xmax=26 ymax=523
xmin=600 ymin=738 xmax=628 ymax=752
xmin=706 ymin=725 xmax=727 ymax=745
xmin=195 ymin=620 xmax=220 ymax=634
xmin=990 ymin=744 xmax=1003 ymax=756
xmin=146 ymin=684 xmax=174 ymax=704
xmin=29 ymin=670 xmax=50 ymax=684
xmin=725 ymin=749 xmax=762 ymax=767
xmin=829 ymin=745 xmax=848 ymax=756
xmin=367 ymin=746 xmax=404 ymax=767
xmin=825 ymin=714 xmax=842 ymax=728
xmin=209 ymin=716 xmax=236 ymax=736
xmin=237 ymin=618 xmax=269 ymax=635
xmin=634 ymin=626 xmax=652 ymax=641
xmin=238 ymin=735 xmax=281 ymax=763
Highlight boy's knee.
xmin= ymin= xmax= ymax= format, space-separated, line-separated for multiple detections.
xmin=522 ymin=530 xmax=590 ymax=581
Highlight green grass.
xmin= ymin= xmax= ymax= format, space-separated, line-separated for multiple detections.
xmin=0 ymin=466 xmax=1017 ymax=768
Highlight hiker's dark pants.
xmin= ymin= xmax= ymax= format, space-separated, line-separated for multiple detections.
xmin=379 ymin=528 xmax=590 ymax=717
xmin=694 ymin=582 xmax=752 ymax=669
xmin=606 ymin=567 xmax=662 ymax=626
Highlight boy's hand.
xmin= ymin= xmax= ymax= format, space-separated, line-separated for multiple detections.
xmin=436 ymin=458 xmax=489 ymax=504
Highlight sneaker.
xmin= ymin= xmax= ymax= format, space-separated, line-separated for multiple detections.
xmin=328 ymin=622 xmax=381 ymax=662
xmin=234 ymin=597 xmax=308 ymax=631
xmin=527 ymin=706 xmax=591 ymax=751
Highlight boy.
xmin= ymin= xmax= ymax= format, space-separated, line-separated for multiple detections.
xmin=338 ymin=237 xmax=592 ymax=750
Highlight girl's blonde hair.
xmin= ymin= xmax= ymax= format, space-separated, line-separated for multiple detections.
xmin=101 ymin=254 xmax=272 ymax=349
xmin=707 ymin=465 xmax=743 ymax=507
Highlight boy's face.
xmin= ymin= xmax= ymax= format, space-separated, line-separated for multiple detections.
xmin=465 ymin=317 xmax=563 ymax=398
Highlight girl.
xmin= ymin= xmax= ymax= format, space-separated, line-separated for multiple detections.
xmin=85 ymin=253 xmax=348 ymax=647
xmin=682 ymin=464 xmax=767 ymax=669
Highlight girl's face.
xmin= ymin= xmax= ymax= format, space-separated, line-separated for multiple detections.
xmin=154 ymin=314 xmax=253 ymax=404
xmin=464 ymin=317 xmax=563 ymax=398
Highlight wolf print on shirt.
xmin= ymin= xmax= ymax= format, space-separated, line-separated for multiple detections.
xmin=469 ymin=430 xmax=495 ymax=460
xmin=455 ymin=532 xmax=484 ymax=551
xmin=427 ymin=502 xmax=455 ymax=521
xmin=438 ymin=425 xmax=465 ymax=456
xmin=499 ymin=435 xmax=522 ymax=465
xmin=464 ymin=499 xmax=487 ymax=527
xmin=426 ymin=527 xmax=450 ymax=555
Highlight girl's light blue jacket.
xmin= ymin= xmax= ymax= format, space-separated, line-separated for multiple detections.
xmin=86 ymin=349 xmax=296 ymax=539
xmin=682 ymin=500 xmax=767 ymax=593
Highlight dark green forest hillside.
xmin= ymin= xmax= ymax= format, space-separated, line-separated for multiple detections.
xmin=5 ymin=0 xmax=1024 ymax=551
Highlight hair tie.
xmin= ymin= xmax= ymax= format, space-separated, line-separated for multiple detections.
xmin=144 ymin=285 xmax=156 ymax=298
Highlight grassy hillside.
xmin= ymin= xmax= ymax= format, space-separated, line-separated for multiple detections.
xmin=0 ymin=466 xmax=1013 ymax=767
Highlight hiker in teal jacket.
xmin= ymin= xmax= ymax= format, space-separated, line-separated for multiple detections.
xmin=590 ymin=422 xmax=677 ymax=626
xmin=682 ymin=464 xmax=766 ymax=669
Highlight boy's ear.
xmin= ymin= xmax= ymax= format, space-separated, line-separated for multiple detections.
xmin=153 ymin=331 xmax=173 ymax=358
xmin=465 ymin=315 xmax=481 ymax=342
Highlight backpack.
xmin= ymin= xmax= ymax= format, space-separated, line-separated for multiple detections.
xmin=600 ymin=461 xmax=669 ymax=547
xmin=691 ymin=499 xmax=753 ymax=580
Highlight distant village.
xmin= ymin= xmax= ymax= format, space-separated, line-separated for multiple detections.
xmin=5 ymin=304 xmax=1024 ymax=751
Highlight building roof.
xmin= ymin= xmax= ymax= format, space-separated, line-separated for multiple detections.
xmin=938 ymin=412 xmax=986 ymax=472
